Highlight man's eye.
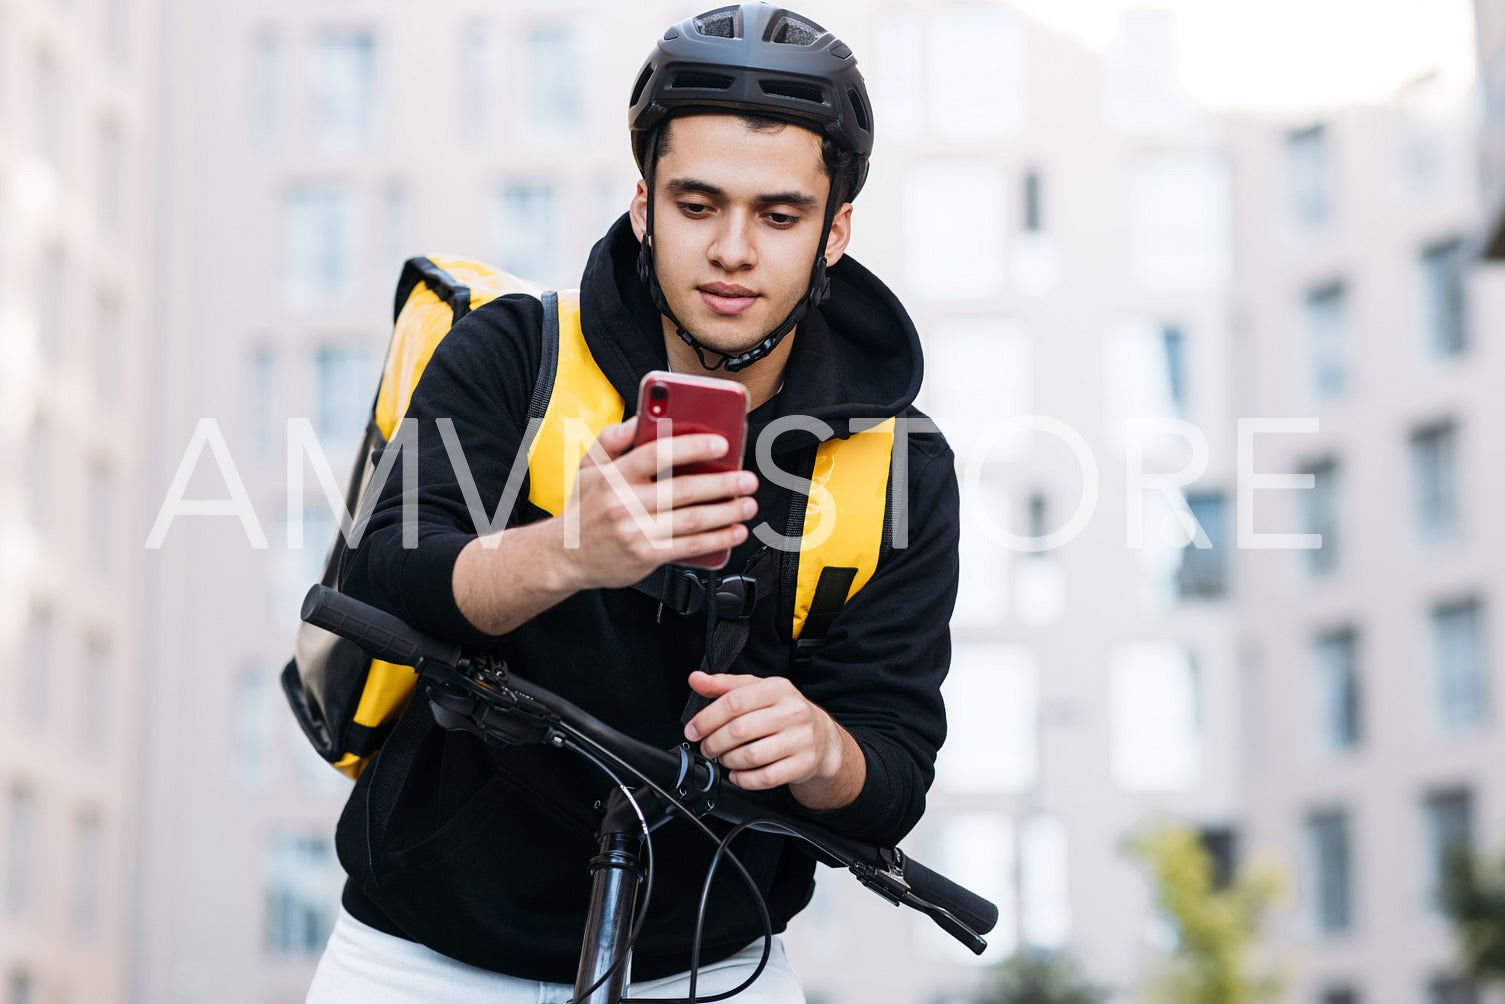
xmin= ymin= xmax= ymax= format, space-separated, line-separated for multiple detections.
xmin=679 ymin=202 xmax=711 ymax=215
xmin=766 ymin=213 xmax=797 ymax=227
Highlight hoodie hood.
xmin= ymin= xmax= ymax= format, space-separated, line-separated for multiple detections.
xmin=580 ymin=214 xmax=924 ymax=452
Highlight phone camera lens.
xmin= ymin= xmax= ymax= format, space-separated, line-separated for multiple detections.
xmin=650 ymin=385 xmax=668 ymax=401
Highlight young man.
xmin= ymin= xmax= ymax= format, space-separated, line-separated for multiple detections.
xmin=309 ymin=6 xmax=959 ymax=1001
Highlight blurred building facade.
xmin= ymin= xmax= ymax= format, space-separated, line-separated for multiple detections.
xmin=0 ymin=0 xmax=158 ymax=1002
xmin=1 ymin=2 xmax=1496 ymax=1004
xmin=1230 ymin=84 xmax=1498 ymax=1004
xmin=1477 ymin=0 xmax=1505 ymax=258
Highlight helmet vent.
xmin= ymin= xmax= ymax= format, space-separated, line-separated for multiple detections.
xmin=847 ymin=87 xmax=870 ymax=131
xmin=766 ymin=13 xmax=823 ymax=46
xmin=693 ymin=7 xmax=741 ymax=39
xmin=760 ymin=79 xmax=826 ymax=105
xmin=671 ymin=71 xmax=735 ymax=91
xmin=630 ymin=65 xmax=654 ymax=107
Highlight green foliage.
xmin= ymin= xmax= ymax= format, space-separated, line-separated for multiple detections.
xmin=973 ymin=950 xmax=1109 ymax=1004
xmin=1127 ymin=826 xmax=1281 ymax=1004
xmin=1442 ymin=844 xmax=1505 ymax=981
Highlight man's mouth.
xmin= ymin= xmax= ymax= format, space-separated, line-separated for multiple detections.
xmin=699 ymin=283 xmax=758 ymax=315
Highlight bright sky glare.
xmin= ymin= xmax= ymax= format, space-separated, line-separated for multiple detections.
xmin=1007 ymin=0 xmax=1477 ymax=112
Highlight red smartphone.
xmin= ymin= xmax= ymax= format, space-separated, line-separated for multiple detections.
xmin=632 ymin=370 xmax=750 ymax=569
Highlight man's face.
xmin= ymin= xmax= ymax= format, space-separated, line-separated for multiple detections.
xmin=630 ymin=114 xmax=851 ymax=356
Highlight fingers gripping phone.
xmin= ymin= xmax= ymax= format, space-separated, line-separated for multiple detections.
xmin=631 ymin=370 xmax=749 ymax=570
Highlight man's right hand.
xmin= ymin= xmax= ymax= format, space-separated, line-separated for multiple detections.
xmin=559 ymin=416 xmax=759 ymax=590
xmin=452 ymin=417 xmax=758 ymax=636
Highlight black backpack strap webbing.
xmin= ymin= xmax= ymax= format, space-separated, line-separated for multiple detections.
xmin=794 ymin=565 xmax=858 ymax=665
xmin=679 ymin=548 xmax=778 ymax=725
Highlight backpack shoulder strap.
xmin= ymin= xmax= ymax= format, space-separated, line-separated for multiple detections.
xmin=789 ymin=417 xmax=896 ymax=656
xmin=525 ymin=292 xmax=624 ymax=517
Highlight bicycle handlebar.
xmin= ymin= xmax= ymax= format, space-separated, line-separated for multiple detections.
xmin=302 ymin=584 xmax=998 ymax=953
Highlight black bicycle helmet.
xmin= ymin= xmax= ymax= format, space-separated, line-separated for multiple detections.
xmin=629 ymin=4 xmax=874 ymax=199
xmin=629 ymin=4 xmax=875 ymax=373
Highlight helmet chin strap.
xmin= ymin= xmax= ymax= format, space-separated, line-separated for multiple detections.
xmin=636 ymin=130 xmax=839 ymax=374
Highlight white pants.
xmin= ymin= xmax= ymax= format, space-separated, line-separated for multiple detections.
xmin=306 ymin=907 xmax=806 ymax=1003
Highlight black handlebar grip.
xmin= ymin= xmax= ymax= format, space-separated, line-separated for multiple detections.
xmin=301 ymin=585 xmax=463 ymax=669
xmin=900 ymin=856 xmax=999 ymax=935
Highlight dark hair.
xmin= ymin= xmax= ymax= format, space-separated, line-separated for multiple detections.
xmin=652 ymin=113 xmax=861 ymax=206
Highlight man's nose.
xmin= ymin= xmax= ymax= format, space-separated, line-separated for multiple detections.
xmin=708 ymin=213 xmax=756 ymax=270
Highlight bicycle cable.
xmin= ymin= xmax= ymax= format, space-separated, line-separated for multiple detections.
xmin=564 ymin=751 xmax=656 ymax=1004
xmin=557 ymin=726 xmax=775 ymax=1004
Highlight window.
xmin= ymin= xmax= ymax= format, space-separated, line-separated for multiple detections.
xmin=1130 ymin=152 xmax=1231 ymax=291
xmin=88 ymin=465 xmax=113 ymax=575
xmin=1199 ymin=827 xmax=1238 ymax=889
xmin=98 ymin=122 xmax=122 ymax=232
xmin=71 ymin=815 xmax=102 ymax=936
xmin=1428 ymin=977 xmax=1479 ymax=1004
xmin=1103 ymin=318 xmax=1183 ymax=451
xmin=1307 ymin=808 xmax=1353 ymax=934
xmin=1304 ymin=283 xmax=1347 ymax=401
xmin=1025 ymin=492 xmax=1049 ymax=554
xmin=1300 ymin=458 xmax=1339 ymax=577
xmin=1110 ymin=643 xmax=1200 ymax=791
xmin=248 ymin=346 xmax=275 ymax=458
xmin=284 ymin=186 xmax=349 ymax=303
xmin=251 ymin=32 xmax=281 ymax=139
xmin=1105 ymin=11 xmax=1187 ymax=129
xmin=1411 ymin=422 xmax=1459 ymax=545
xmin=36 ymin=55 xmax=59 ymax=164
xmin=266 ymin=833 xmax=342 ymax=954
xmin=24 ymin=612 xmax=53 ymax=730
xmin=1421 ymin=239 xmax=1467 ymax=358
xmin=313 ymin=345 xmax=373 ymax=447
xmin=313 ymin=31 xmax=375 ymax=143
xmin=8 ymin=973 xmax=34 ymax=1004
xmin=937 ymin=645 xmax=1037 ymax=794
xmin=383 ymin=183 xmax=409 ymax=277
xmin=525 ymin=27 xmax=581 ymax=130
xmin=1432 ymin=598 xmax=1487 ymax=731
xmin=1288 ymin=125 xmax=1330 ymax=230
xmin=4 ymin=789 xmax=36 ymax=916
xmin=105 ymin=0 xmax=129 ymax=65
xmin=497 ymin=183 xmax=557 ymax=283
xmin=236 ymin=667 xmax=270 ymax=788
xmin=80 ymin=640 xmax=110 ymax=756
xmin=1022 ymin=170 xmax=1042 ymax=233
xmin=1162 ymin=324 xmax=1187 ymax=416
xmin=25 ymin=421 xmax=47 ymax=532
xmin=1424 ymin=789 xmax=1473 ymax=913
xmin=40 ymin=247 xmax=65 ymax=364
xmin=930 ymin=5 xmax=1023 ymax=140
xmin=905 ymin=161 xmax=1005 ymax=297
xmin=927 ymin=318 xmax=1030 ymax=457
xmin=1019 ymin=815 xmax=1070 ymax=950
xmin=95 ymin=295 xmax=121 ymax=410
xmin=278 ymin=505 xmax=335 ymax=625
xmin=1175 ymin=491 xmax=1227 ymax=600
xmin=1313 ymin=629 xmax=1361 ymax=752
xmin=1320 ymin=988 xmax=1359 ymax=1004
xmin=461 ymin=24 xmax=491 ymax=134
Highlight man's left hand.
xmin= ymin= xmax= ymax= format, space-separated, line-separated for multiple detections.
xmin=683 ymin=670 xmax=865 ymax=812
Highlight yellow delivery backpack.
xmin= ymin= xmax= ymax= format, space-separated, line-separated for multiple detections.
xmin=281 ymin=255 xmax=897 ymax=779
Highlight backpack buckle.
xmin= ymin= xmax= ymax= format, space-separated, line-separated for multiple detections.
xmin=662 ymin=568 xmax=759 ymax=619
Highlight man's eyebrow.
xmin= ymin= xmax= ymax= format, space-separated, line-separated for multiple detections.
xmin=665 ymin=177 xmax=819 ymax=210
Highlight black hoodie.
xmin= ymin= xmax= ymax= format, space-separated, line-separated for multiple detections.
xmin=335 ymin=215 xmax=959 ymax=982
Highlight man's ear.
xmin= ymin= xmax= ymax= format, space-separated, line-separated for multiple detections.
xmin=823 ymin=202 xmax=854 ymax=267
xmin=630 ymin=179 xmax=649 ymax=241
